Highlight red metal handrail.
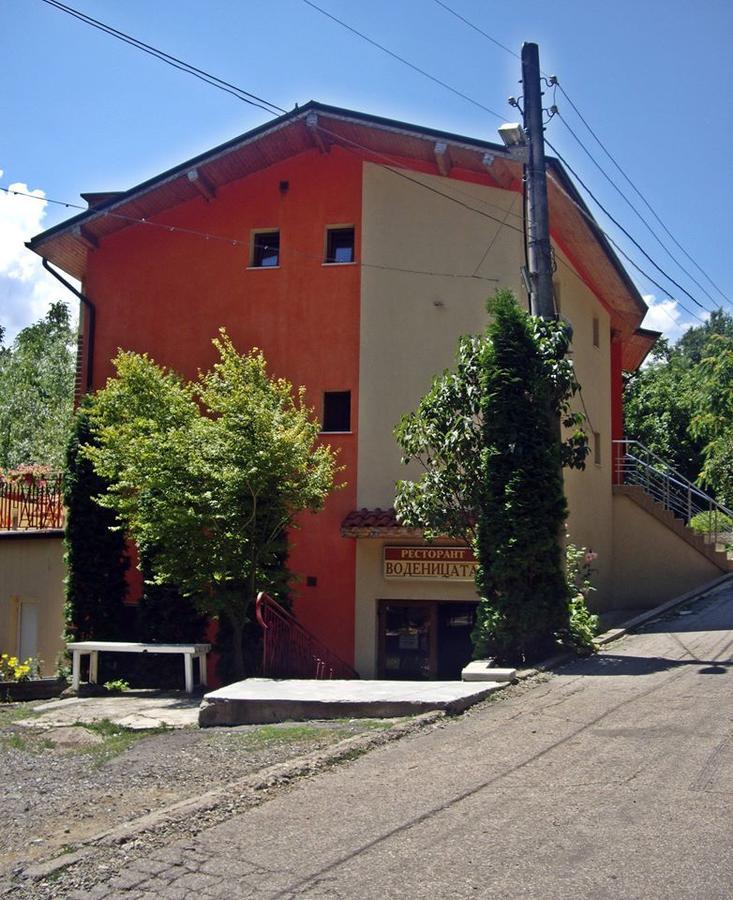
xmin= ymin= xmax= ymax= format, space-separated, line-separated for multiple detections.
xmin=255 ymin=591 xmax=359 ymax=680
xmin=0 ymin=473 xmax=64 ymax=531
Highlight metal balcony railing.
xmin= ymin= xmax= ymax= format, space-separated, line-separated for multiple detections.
xmin=255 ymin=591 xmax=359 ymax=680
xmin=613 ymin=439 xmax=733 ymax=548
xmin=0 ymin=472 xmax=64 ymax=531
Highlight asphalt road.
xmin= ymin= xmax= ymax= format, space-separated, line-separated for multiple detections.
xmin=72 ymin=583 xmax=733 ymax=899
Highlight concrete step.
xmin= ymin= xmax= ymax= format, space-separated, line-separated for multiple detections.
xmin=199 ymin=678 xmax=510 ymax=726
xmin=461 ymin=661 xmax=517 ymax=682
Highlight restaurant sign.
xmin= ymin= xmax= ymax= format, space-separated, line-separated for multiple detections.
xmin=383 ymin=546 xmax=477 ymax=581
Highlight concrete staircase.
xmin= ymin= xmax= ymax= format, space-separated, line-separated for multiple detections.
xmin=613 ymin=483 xmax=733 ymax=573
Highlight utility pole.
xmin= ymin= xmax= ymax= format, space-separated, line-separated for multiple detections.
xmin=522 ymin=42 xmax=555 ymax=320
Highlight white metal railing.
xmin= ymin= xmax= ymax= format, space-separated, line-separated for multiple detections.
xmin=613 ymin=439 xmax=733 ymax=550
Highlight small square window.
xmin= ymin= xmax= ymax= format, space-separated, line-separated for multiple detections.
xmin=322 ymin=391 xmax=351 ymax=432
xmin=325 ymin=227 xmax=355 ymax=264
xmin=251 ymin=231 xmax=280 ymax=267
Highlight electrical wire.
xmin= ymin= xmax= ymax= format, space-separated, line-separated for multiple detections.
xmin=2 ymin=185 xmax=501 ymax=283
xmin=39 ymin=0 xmax=288 ymax=116
xmin=544 ymin=176 xmax=707 ymax=326
xmin=545 ymin=139 xmax=714 ymax=315
xmin=557 ymin=83 xmax=730 ymax=306
xmin=313 ymin=124 xmax=525 ymax=235
xmin=301 ymin=0 xmax=504 ymax=121
xmin=471 ymin=194 xmax=519 ymax=276
xmin=432 ymin=0 xmax=520 ymax=60
xmin=428 ymin=0 xmax=730 ymax=315
xmin=556 ymin=111 xmax=730 ymax=311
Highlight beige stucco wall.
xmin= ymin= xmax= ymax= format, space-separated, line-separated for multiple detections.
xmin=354 ymin=539 xmax=480 ymax=678
xmin=354 ymin=164 xmax=617 ymax=673
xmin=611 ymin=494 xmax=722 ymax=609
xmin=554 ymin=246 xmax=614 ymax=607
xmin=358 ymin=162 xmax=526 ymax=509
xmin=0 ymin=535 xmax=65 ymax=676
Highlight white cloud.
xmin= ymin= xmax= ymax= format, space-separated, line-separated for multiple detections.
xmin=0 ymin=171 xmax=79 ymax=344
xmin=641 ymin=293 xmax=704 ymax=344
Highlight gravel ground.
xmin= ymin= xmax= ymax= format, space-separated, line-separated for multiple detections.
xmin=0 ymin=702 xmax=394 ymax=882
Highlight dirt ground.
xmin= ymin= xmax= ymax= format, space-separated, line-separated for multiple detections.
xmin=0 ymin=699 xmax=393 ymax=879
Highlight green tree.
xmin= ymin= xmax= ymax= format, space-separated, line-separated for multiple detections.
xmin=0 ymin=301 xmax=76 ymax=470
xmin=395 ymin=290 xmax=590 ymax=665
xmin=624 ymin=309 xmax=733 ymax=486
xmin=690 ymin=334 xmax=733 ymax=504
xmin=85 ymin=331 xmax=339 ymax=679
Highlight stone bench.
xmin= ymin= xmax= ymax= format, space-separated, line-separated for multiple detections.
xmin=67 ymin=641 xmax=211 ymax=694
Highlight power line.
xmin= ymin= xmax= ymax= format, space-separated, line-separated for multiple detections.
xmin=301 ymin=0 xmax=504 ymax=121
xmin=315 ymin=121 xmax=702 ymax=328
xmin=544 ymin=175 xmax=707 ymax=326
xmin=3 ymin=185 xmax=247 ymax=246
xmin=556 ymin=111 xmax=730 ymax=311
xmin=432 ymin=0 xmax=519 ymax=61
xmin=428 ymin=0 xmax=731 ymax=314
xmin=545 ymin=139 xmax=714 ymax=315
xmin=39 ymin=0 xmax=288 ymax=116
xmin=2 ymin=185 xmax=501 ymax=283
xmin=314 ymin=124 xmax=525 ymax=236
xmin=557 ymin=83 xmax=730 ymax=307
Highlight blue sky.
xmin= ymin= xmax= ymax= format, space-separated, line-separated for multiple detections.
xmin=3 ymin=0 xmax=732 ymax=343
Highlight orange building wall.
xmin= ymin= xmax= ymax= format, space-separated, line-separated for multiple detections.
xmin=83 ymin=146 xmax=362 ymax=665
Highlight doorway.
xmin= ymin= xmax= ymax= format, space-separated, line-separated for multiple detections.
xmin=377 ymin=600 xmax=477 ymax=680
xmin=18 ymin=602 xmax=39 ymax=661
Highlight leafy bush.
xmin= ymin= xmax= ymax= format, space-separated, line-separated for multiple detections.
xmin=560 ymin=540 xmax=599 ymax=652
xmin=689 ymin=510 xmax=733 ymax=534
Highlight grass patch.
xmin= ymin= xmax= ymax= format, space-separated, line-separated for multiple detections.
xmin=1 ymin=732 xmax=28 ymax=751
xmin=73 ymin=719 xmax=171 ymax=765
xmin=239 ymin=724 xmax=340 ymax=746
xmin=0 ymin=701 xmax=41 ymax=727
xmin=347 ymin=718 xmax=395 ymax=731
xmin=223 ymin=719 xmax=396 ymax=751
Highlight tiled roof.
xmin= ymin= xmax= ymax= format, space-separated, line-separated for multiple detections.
xmin=342 ymin=507 xmax=398 ymax=529
xmin=341 ymin=508 xmax=422 ymax=537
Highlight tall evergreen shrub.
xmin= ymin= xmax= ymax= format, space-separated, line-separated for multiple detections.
xmin=64 ymin=400 xmax=129 ymax=644
xmin=472 ymin=293 xmax=581 ymax=662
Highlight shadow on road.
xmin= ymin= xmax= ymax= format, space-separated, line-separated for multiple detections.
xmin=559 ymin=653 xmax=731 ymax=677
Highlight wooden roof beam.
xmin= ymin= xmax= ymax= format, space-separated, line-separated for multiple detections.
xmin=187 ymin=168 xmax=216 ymax=201
xmin=306 ymin=112 xmax=329 ymax=154
xmin=482 ymin=152 xmax=516 ymax=189
xmin=433 ymin=141 xmax=452 ymax=176
xmin=72 ymin=225 xmax=98 ymax=251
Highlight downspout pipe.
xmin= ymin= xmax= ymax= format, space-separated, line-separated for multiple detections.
xmin=40 ymin=257 xmax=96 ymax=394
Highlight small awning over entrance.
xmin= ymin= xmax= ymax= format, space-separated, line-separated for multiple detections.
xmin=341 ymin=507 xmax=422 ymax=538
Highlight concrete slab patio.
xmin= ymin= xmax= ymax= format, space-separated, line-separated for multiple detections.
xmin=17 ymin=690 xmax=201 ymax=730
xmin=199 ymin=677 xmax=508 ymax=726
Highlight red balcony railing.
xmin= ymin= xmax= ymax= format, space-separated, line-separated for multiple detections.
xmin=0 ymin=470 xmax=64 ymax=531
xmin=255 ymin=591 xmax=359 ymax=680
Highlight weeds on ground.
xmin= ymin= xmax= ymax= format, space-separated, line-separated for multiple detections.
xmin=219 ymin=720 xmax=394 ymax=751
xmin=0 ymin=701 xmax=41 ymax=727
xmin=77 ymin=719 xmax=171 ymax=765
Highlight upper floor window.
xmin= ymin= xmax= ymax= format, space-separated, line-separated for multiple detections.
xmin=592 ymin=316 xmax=600 ymax=348
xmin=325 ymin=227 xmax=355 ymax=264
xmin=322 ymin=391 xmax=351 ymax=432
xmin=251 ymin=230 xmax=280 ymax=267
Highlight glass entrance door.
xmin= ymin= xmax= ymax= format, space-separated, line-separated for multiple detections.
xmin=378 ymin=601 xmax=436 ymax=680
